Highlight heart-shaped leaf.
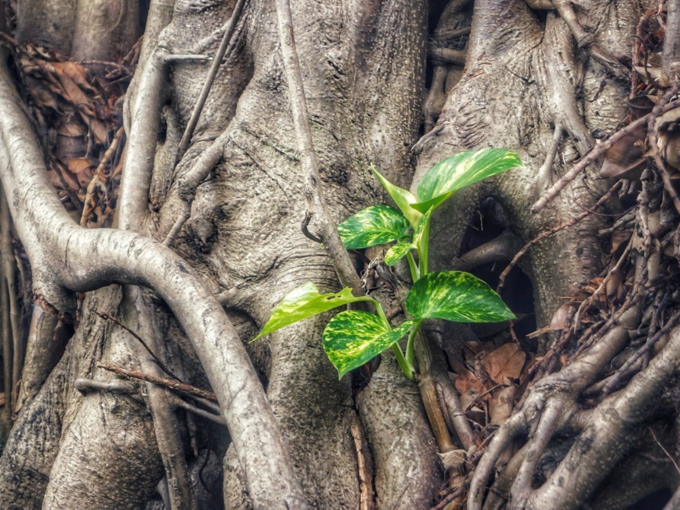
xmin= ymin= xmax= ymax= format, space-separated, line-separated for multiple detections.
xmin=372 ymin=166 xmax=423 ymax=228
xmin=405 ymin=271 xmax=516 ymax=323
xmin=413 ymin=149 xmax=521 ymax=213
xmin=338 ymin=205 xmax=411 ymax=250
xmin=254 ymin=283 xmax=372 ymax=340
xmin=385 ymin=240 xmax=413 ymax=266
xmin=323 ymin=310 xmax=414 ymax=378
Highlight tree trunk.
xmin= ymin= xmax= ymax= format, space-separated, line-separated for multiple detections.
xmin=1 ymin=0 xmax=679 ymax=509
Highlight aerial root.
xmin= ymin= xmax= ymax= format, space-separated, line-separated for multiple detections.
xmin=468 ymin=412 xmax=527 ymax=510
xmin=509 ymin=400 xmax=563 ymax=508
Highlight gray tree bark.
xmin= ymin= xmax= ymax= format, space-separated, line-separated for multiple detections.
xmin=0 ymin=0 xmax=678 ymax=509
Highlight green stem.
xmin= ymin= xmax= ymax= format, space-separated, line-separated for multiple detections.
xmin=392 ymin=342 xmax=415 ymax=380
xmin=406 ymin=319 xmax=422 ymax=366
xmin=375 ymin=297 xmax=415 ymax=378
xmin=372 ymin=298 xmax=390 ymax=329
xmin=417 ymin=224 xmax=429 ymax=277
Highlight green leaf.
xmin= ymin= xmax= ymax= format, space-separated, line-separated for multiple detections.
xmin=371 ymin=165 xmax=423 ymax=228
xmin=412 ymin=149 xmax=522 ymax=213
xmin=405 ymin=271 xmax=516 ymax=323
xmin=254 ymin=283 xmax=371 ymax=340
xmin=385 ymin=240 xmax=413 ymax=266
xmin=323 ymin=311 xmax=414 ymax=378
xmin=337 ymin=205 xmax=411 ymax=250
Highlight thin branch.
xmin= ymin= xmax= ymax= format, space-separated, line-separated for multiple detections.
xmin=535 ymin=123 xmax=564 ymax=190
xmin=663 ymin=0 xmax=680 ymax=83
xmin=121 ymin=287 xmax=196 ymax=510
xmin=1 ymin=185 xmax=20 ymax=413
xmin=97 ymin=362 xmax=218 ymax=402
xmin=649 ymin=427 xmax=680 ymax=475
xmin=175 ymin=0 xmax=248 ymax=163
xmin=573 ymin=233 xmax=633 ymax=329
xmin=167 ymin=393 xmax=226 ymax=425
xmin=0 ymin=184 xmax=11 ymax=421
xmin=602 ymin=309 xmax=680 ymax=396
xmin=95 ymin=310 xmax=181 ymax=381
xmin=165 ymin=129 xmax=230 ymax=247
xmin=301 ymin=211 xmax=322 ymax=244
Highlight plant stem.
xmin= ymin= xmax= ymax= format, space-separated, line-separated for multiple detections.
xmin=417 ymin=220 xmax=430 ymax=276
xmin=406 ymin=320 xmax=421 ymax=366
xmin=391 ymin=342 xmax=414 ymax=380
xmin=406 ymin=251 xmax=419 ymax=282
xmin=376 ymin=297 xmax=415 ymax=378
xmin=372 ymin=298 xmax=390 ymax=328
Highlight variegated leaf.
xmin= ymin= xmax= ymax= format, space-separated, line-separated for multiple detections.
xmin=405 ymin=271 xmax=516 ymax=323
xmin=337 ymin=205 xmax=411 ymax=250
xmin=372 ymin=165 xmax=423 ymax=228
xmin=413 ymin=149 xmax=522 ymax=213
xmin=385 ymin=240 xmax=413 ymax=266
xmin=254 ymin=283 xmax=371 ymax=340
xmin=323 ymin=310 xmax=414 ymax=378
xmin=384 ymin=208 xmax=433 ymax=266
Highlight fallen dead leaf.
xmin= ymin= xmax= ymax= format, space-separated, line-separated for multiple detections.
xmin=489 ymin=385 xmax=517 ymax=425
xmin=482 ymin=343 xmax=526 ymax=384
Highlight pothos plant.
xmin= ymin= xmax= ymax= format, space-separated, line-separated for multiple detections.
xmin=254 ymin=148 xmax=522 ymax=380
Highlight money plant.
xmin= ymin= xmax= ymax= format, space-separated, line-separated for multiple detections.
xmin=255 ymin=148 xmax=521 ymax=380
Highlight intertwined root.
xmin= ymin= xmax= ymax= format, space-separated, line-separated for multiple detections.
xmin=468 ymin=292 xmax=680 ymax=510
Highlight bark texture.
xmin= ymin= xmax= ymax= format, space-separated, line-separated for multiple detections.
xmin=2 ymin=0 xmax=680 ymax=509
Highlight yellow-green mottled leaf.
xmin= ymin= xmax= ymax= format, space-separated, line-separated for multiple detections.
xmin=254 ymin=283 xmax=372 ymax=340
xmin=337 ymin=205 xmax=411 ymax=250
xmin=385 ymin=240 xmax=413 ymax=266
xmin=412 ymin=149 xmax=522 ymax=213
xmin=406 ymin=271 xmax=516 ymax=323
xmin=371 ymin=165 xmax=423 ymax=228
xmin=323 ymin=311 xmax=414 ymax=378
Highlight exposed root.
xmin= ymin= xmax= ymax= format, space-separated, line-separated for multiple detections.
xmin=531 ymin=98 xmax=680 ymax=212
xmin=648 ymin=82 xmax=680 ymax=215
xmin=423 ymin=0 xmax=470 ymax=133
xmin=164 ymin=129 xmax=230 ymax=247
xmin=453 ymin=230 xmax=520 ymax=273
xmin=468 ymin=297 xmax=644 ymax=509
xmin=351 ymin=410 xmax=376 ymax=510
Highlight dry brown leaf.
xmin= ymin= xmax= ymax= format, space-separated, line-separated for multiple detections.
xmin=67 ymin=157 xmax=93 ymax=174
xmin=58 ymin=122 xmax=86 ymax=137
xmin=489 ymin=385 xmax=517 ymax=425
xmin=54 ymin=61 xmax=95 ymax=92
xmin=453 ymin=367 xmax=486 ymax=397
xmin=79 ymin=111 xmax=109 ymax=144
xmin=482 ymin=343 xmax=526 ymax=384
xmin=550 ymin=303 xmax=573 ymax=331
